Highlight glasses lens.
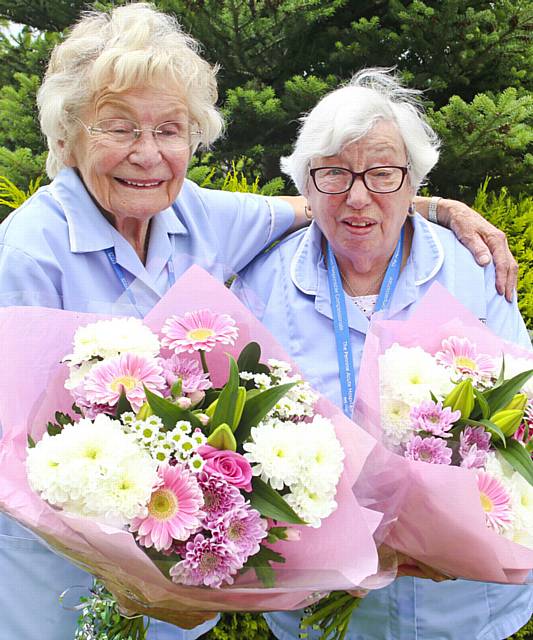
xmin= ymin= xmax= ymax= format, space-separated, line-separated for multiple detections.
xmin=313 ymin=168 xmax=353 ymax=193
xmin=365 ymin=167 xmax=404 ymax=193
xmin=94 ymin=119 xmax=136 ymax=145
xmin=154 ymin=121 xmax=190 ymax=149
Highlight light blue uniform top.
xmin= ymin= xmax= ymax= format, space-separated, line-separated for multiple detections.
xmin=0 ymin=167 xmax=294 ymax=640
xmin=232 ymin=215 xmax=533 ymax=640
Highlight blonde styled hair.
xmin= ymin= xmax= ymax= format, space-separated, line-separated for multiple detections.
xmin=38 ymin=3 xmax=224 ymax=177
xmin=281 ymin=68 xmax=440 ymax=195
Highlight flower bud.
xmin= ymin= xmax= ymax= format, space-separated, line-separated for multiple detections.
xmin=443 ymin=379 xmax=475 ymax=419
xmin=176 ymin=396 xmax=192 ymax=410
xmin=490 ymin=409 xmax=524 ymax=437
xmin=136 ymin=402 xmax=153 ymax=420
xmin=502 ymin=393 xmax=528 ymax=413
xmin=196 ymin=412 xmax=210 ymax=427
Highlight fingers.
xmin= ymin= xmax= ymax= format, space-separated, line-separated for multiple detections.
xmin=445 ymin=201 xmax=517 ymax=301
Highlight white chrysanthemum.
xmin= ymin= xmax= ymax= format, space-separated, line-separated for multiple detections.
xmin=285 ymin=483 xmax=337 ymax=528
xmin=495 ymin=355 xmax=533 ymax=399
xmin=380 ymin=343 xmax=454 ymax=405
xmin=504 ymin=470 xmax=533 ymax=549
xmin=27 ymin=414 xmax=158 ymax=525
xmin=298 ymin=416 xmax=344 ymax=493
xmin=380 ymin=395 xmax=415 ymax=448
xmin=243 ymin=419 xmax=302 ymax=490
xmin=64 ymin=318 xmax=161 ymax=366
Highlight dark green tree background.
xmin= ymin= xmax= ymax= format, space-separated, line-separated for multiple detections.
xmin=0 ymin=0 xmax=531 ymax=202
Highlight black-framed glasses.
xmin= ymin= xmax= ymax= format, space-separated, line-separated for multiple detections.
xmin=74 ymin=117 xmax=202 ymax=150
xmin=310 ymin=165 xmax=409 ymax=194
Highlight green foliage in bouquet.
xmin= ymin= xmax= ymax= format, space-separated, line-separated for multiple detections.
xmin=471 ymin=180 xmax=533 ymax=330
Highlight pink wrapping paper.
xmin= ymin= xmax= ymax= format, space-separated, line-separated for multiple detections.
xmin=0 ymin=265 xmax=395 ymax=613
xmin=354 ymin=282 xmax=533 ymax=584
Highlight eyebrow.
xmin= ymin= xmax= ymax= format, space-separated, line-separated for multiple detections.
xmin=94 ymin=96 xmax=188 ymax=122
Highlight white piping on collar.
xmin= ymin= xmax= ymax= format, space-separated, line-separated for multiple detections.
xmin=290 ymin=225 xmax=320 ymax=296
xmin=414 ymin=216 xmax=445 ymax=285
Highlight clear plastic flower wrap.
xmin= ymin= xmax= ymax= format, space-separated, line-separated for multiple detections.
xmin=354 ymin=282 xmax=533 ymax=584
xmin=0 ymin=266 xmax=407 ymax=629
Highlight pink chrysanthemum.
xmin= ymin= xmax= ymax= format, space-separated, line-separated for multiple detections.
xmin=161 ymin=310 xmax=239 ymax=354
xmin=130 ymin=463 xmax=204 ymax=551
xmin=404 ymin=435 xmax=452 ymax=465
xmin=83 ymin=353 xmax=165 ymax=411
xmin=459 ymin=426 xmax=491 ymax=469
xmin=210 ymin=505 xmax=267 ymax=562
xmin=435 ymin=336 xmax=495 ymax=383
xmin=476 ymin=472 xmax=513 ymax=531
xmin=410 ymin=400 xmax=461 ymax=438
xmin=159 ymin=354 xmax=212 ymax=395
xmin=197 ymin=471 xmax=245 ymax=523
xmin=169 ymin=533 xmax=242 ymax=587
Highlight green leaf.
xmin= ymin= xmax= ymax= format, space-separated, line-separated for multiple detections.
xmin=46 ymin=422 xmax=62 ymax=437
xmin=496 ymin=439 xmax=533 ymax=486
xmin=27 ymin=434 xmax=35 ymax=448
xmin=144 ymin=386 xmax=202 ymax=430
xmin=234 ymin=382 xmax=297 ymax=444
xmin=473 ymin=388 xmax=490 ymax=420
xmin=249 ymin=477 xmax=306 ymax=524
xmin=241 ymin=544 xmax=286 ymax=587
xmin=211 ymin=356 xmax=240 ymax=431
xmin=115 ymin=389 xmax=133 ymax=417
xmin=237 ymin=341 xmax=262 ymax=372
xmin=206 ymin=423 xmax=237 ymax=451
xmin=483 ymin=369 xmax=533 ymax=415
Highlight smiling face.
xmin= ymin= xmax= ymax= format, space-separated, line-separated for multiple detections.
xmin=308 ymin=120 xmax=415 ymax=273
xmin=66 ymin=86 xmax=191 ymax=227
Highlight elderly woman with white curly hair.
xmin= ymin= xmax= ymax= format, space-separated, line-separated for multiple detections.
xmin=0 ymin=3 xmax=521 ymax=640
xmin=233 ymin=68 xmax=532 ymax=640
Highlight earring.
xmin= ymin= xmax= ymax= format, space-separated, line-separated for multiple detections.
xmin=304 ymin=205 xmax=313 ymax=220
xmin=407 ymin=202 xmax=415 ymax=216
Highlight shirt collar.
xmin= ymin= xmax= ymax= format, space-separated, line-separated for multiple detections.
xmin=50 ymin=168 xmax=187 ymax=254
xmin=290 ymin=213 xmax=445 ymax=295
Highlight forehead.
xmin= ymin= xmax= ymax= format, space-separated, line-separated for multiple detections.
xmin=91 ymin=87 xmax=189 ymax=120
xmin=318 ymin=120 xmax=407 ymax=165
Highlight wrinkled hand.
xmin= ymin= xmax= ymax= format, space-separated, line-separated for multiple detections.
xmin=438 ymin=198 xmax=518 ymax=302
xmin=111 ymin=586 xmax=218 ymax=630
xmin=396 ymin=552 xmax=454 ymax=583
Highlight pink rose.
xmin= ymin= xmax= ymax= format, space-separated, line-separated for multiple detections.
xmin=197 ymin=445 xmax=253 ymax=491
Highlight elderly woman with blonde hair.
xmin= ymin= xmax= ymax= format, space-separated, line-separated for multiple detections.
xmin=0 ymin=4 xmax=519 ymax=640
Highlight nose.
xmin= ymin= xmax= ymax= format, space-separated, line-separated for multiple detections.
xmin=345 ymin=174 xmax=372 ymax=208
xmin=127 ymin=131 xmax=163 ymax=168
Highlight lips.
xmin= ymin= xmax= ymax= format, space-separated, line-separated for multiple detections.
xmin=115 ymin=178 xmax=164 ymax=188
xmin=341 ymin=218 xmax=377 ymax=230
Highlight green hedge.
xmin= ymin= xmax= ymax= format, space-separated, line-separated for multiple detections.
xmin=471 ymin=180 xmax=533 ymax=330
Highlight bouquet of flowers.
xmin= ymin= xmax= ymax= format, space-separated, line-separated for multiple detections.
xmin=355 ymin=283 xmax=533 ymax=583
xmin=0 ymin=266 xmax=395 ymax=636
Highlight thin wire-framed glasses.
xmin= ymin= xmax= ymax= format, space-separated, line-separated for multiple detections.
xmin=310 ymin=166 xmax=409 ymax=194
xmin=75 ymin=117 xmax=202 ymax=150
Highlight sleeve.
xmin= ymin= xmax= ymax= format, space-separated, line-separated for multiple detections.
xmin=192 ymin=185 xmax=295 ymax=274
xmin=484 ymin=262 xmax=531 ymax=350
xmin=0 ymin=244 xmax=63 ymax=309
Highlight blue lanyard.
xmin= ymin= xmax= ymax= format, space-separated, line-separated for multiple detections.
xmin=104 ymin=247 xmax=176 ymax=318
xmin=326 ymin=226 xmax=404 ymax=417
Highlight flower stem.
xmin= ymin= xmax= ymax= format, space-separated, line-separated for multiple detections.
xmin=200 ymin=350 xmax=209 ymax=375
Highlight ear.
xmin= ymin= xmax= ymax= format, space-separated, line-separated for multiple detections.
xmin=59 ymin=140 xmax=77 ymax=168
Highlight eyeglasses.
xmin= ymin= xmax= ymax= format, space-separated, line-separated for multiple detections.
xmin=75 ymin=118 xmax=202 ymax=150
xmin=310 ymin=165 xmax=409 ymax=194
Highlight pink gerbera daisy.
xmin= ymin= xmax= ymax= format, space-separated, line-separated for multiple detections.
xmin=130 ymin=463 xmax=204 ymax=551
xmin=404 ymin=435 xmax=452 ymax=465
xmin=476 ymin=472 xmax=513 ymax=531
xmin=83 ymin=353 xmax=165 ymax=411
xmin=435 ymin=336 xmax=495 ymax=383
xmin=161 ymin=310 xmax=239 ymax=354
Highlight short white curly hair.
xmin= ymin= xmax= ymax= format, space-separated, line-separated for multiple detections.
xmin=38 ymin=3 xmax=224 ymax=178
xmin=281 ymin=68 xmax=440 ymax=196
